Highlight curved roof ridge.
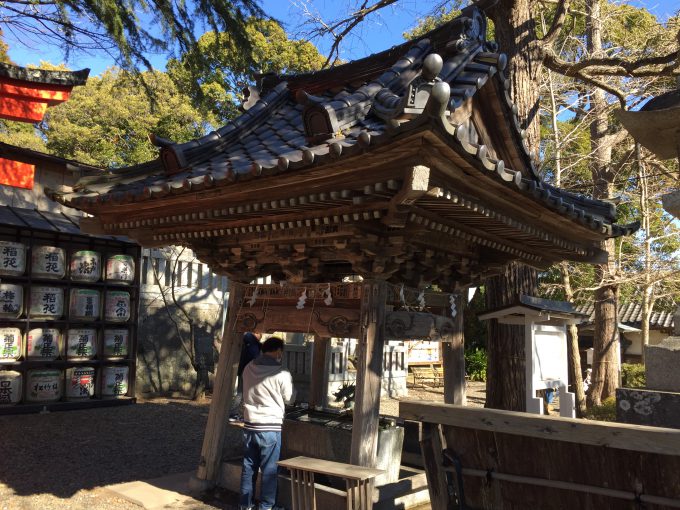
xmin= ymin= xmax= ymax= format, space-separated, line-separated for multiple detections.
xmin=0 ymin=62 xmax=89 ymax=86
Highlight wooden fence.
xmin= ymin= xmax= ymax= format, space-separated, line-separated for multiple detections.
xmin=400 ymin=401 xmax=680 ymax=510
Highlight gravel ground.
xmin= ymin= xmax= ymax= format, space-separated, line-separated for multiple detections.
xmin=0 ymin=397 xmax=238 ymax=510
xmin=0 ymin=383 xmax=488 ymax=510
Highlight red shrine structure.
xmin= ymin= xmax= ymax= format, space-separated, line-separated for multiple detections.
xmin=0 ymin=62 xmax=89 ymax=189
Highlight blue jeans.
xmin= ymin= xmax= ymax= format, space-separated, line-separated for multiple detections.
xmin=240 ymin=430 xmax=281 ymax=510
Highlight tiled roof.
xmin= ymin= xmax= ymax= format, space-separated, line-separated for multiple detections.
xmin=0 ymin=63 xmax=89 ymax=87
xmin=51 ymin=6 xmax=635 ymax=240
xmin=575 ymin=302 xmax=676 ymax=329
xmin=0 ymin=205 xmax=134 ymax=243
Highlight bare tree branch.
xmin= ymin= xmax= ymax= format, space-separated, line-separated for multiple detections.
xmin=540 ymin=0 xmax=571 ymax=45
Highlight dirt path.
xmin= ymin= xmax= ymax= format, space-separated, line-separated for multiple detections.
xmin=1 ymin=383 xmax=486 ymax=509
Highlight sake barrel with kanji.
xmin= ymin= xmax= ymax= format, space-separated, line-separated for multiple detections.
xmin=105 ymin=254 xmax=135 ymax=284
xmin=26 ymin=328 xmax=61 ymax=360
xmin=0 ymin=284 xmax=23 ymax=318
xmin=103 ymin=329 xmax=129 ymax=359
xmin=0 ymin=370 xmax=22 ymax=405
xmin=69 ymin=250 xmax=101 ymax=282
xmin=25 ymin=369 xmax=63 ymax=402
xmin=31 ymin=246 xmax=65 ymax=279
xmin=29 ymin=286 xmax=64 ymax=318
xmin=105 ymin=291 xmax=131 ymax=322
xmin=69 ymin=288 xmax=100 ymax=321
xmin=0 ymin=241 xmax=25 ymax=276
xmin=65 ymin=366 xmax=96 ymax=400
xmin=0 ymin=327 xmax=22 ymax=362
xmin=102 ymin=365 xmax=129 ymax=397
xmin=66 ymin=328 xmax=97 ymax=360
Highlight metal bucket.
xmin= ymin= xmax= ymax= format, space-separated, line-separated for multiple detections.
xmin=29 ymin=286 xmax=64 ymax=318
xmin=25 ymin=369 xmax=63 ymax=403
xmin=66 ymin=328 xmax=97 ymax=360
xmin=26 ymin=328 xmax=61 ymax=360
xmin=69 ymin=288 xmax=100 ymax=321
xmin=0 ymin=241 xmax=26 ymax=276
xmin=69 ymin=250 xmax=101 ymax=282
xmin=65 ymin=366 xmax=96 ymax=400
xmin=105 ymin=254 xmax=135 ymax=284
xmin=31 ymin=246 xmax=65 ymax=279
xmin=102 ymin=365 xmax=129 ymax=397
xmin=0 ymin=284 xmax=23 ymax=318
xmin=0 ymin=327 xmax=22 ymax=362
xmin=103 ymin=329 xmax=129 ymax=359
xmin=105 ymin=291 xmax=131 ymax=322
xmin=0 ymin=370 xmax=22 ymax=405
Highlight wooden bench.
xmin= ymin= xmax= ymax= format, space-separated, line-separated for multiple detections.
xmin=278 ymin=456 xmax=384 ymax=510
xmin=409 ymin=363 xmax=442 ymax=388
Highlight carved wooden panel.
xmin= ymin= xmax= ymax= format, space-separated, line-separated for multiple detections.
xmin=235 ymin=305 xmax=361 ymax=338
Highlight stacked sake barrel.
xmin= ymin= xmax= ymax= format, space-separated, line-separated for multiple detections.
xmin=0 ymin=240 xmax=136 ymax=407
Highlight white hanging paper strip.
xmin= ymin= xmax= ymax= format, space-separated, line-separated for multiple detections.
xmin=450 ymin=294 xmax=458 ymax=318
xmin=399 ymin=284 xmax=406 ymax=306
xmin=248 ymin=286 xmax=259 ymax=307
xmin=323 ymin=283 xmax=333 ymax=306
xmin=417 ymin=291 xmax=426 ymax=311
xmin=296 ymin=289 xmax=308 ymax=310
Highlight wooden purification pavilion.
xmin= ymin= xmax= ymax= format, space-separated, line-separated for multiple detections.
xmin=52 ymin=5 xmax=636 ymax=503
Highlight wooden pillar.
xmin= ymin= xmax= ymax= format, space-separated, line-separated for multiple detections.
xmin=419 ymin=422 xmax=453 ymax=510
xmin=191 ymin=283 xmax=244 ymax=491
xmin=351 ymin=281 xmax=388 ymax=467
xmin=442 ymin=293 xmax=466 ymax=405
xmin=309 ymin=336 xmax=330 ymax=408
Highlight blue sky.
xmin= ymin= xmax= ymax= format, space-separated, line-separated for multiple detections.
xmin=6 ymin=0 xmax=680 ymax=76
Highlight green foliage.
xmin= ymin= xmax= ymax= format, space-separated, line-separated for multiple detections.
xmin=585 ymin=396 xmax=617 ymax=422
xmin=464 ymin=348 xmax=487 ymax=382
xmin=404 ymin=3 xmax=494 ymax=41
xmin=0 ymin=0 xmax=264 ymax=70
xmin=621 ymin=363 xmax=646 ymax=389
xmin=464 ymin=287 xmax=487 ymax=351
xmin=167 ymin=19 xmax=325 ymax=122
xmin=0 ymin=33 xmax=9 ymax=64
xmin=44 ymin=69 xmax=207 ymax=167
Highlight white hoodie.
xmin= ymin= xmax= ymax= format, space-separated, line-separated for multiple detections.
xmin=242 ymin=354 xmax=294 ymax=432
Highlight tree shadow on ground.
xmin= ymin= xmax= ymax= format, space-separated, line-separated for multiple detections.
xmin=0 ymin=398 xmax=211 ymax=499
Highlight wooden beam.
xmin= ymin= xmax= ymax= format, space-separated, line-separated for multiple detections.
xmin=351 ymin=281 xmax=388 ymax=468
xmin=192 ymin=283 xmax=245 ymax=490
xmin=399 ymin=401 xmax=680 ymax=457
xmin=442 ymin=294 xmax=466 ymax=405
xmin=419 ymin=422 xmax=453 ymax=510
xmin=309 ymin=336 xmax=330 ymax=408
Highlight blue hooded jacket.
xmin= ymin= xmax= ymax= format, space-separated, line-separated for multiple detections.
xmin=238 ymin=332 xmax=261 ymax=376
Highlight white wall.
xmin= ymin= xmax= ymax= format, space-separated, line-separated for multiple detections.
xmin=623 ymin=330 xmax=669 ymax=356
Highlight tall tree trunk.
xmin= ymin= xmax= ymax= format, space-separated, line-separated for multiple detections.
xmin=488 ymin=0 xmax=542 ymax=150
xmin=483 ymin=1 xmax=541 ymax=411
xmin=637 ymin=143 xmax=653 ymax=365
xmin=560 ymin=263 xmax=587 ymax=417
xmin=485 ymin=262 xmax=537 ymax=411
xmin=586 ymin=0 xmax=620 ymax=406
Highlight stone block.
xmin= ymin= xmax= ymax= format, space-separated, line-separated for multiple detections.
xmin=617 ymin=388 xmax=680 ymax=428
xmin=645 ymin=337 xmax=680 ymax=392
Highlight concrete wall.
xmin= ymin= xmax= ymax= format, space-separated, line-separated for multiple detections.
xmin=0 ymin=164 xmax=80 ymax=215
xmin=623 ymin=330 xmax=669 ymax=357
xmin=136 ymin=247 xmax=229 ymax=397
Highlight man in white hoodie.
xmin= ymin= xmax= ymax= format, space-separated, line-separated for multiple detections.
xmin=239 ymin=336 xmax=294 ymax=510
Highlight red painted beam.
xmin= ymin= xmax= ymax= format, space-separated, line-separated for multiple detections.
xmin=0 ymin=76 xmax=73 ymax=103
xmin=0 ymin=157 xmax=35 ymax=189
xmin=0 ymin=95 xmax=49 ymax=122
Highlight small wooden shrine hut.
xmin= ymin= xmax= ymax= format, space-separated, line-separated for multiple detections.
xmin=52 ymin=5 xmax=636 ymax=499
